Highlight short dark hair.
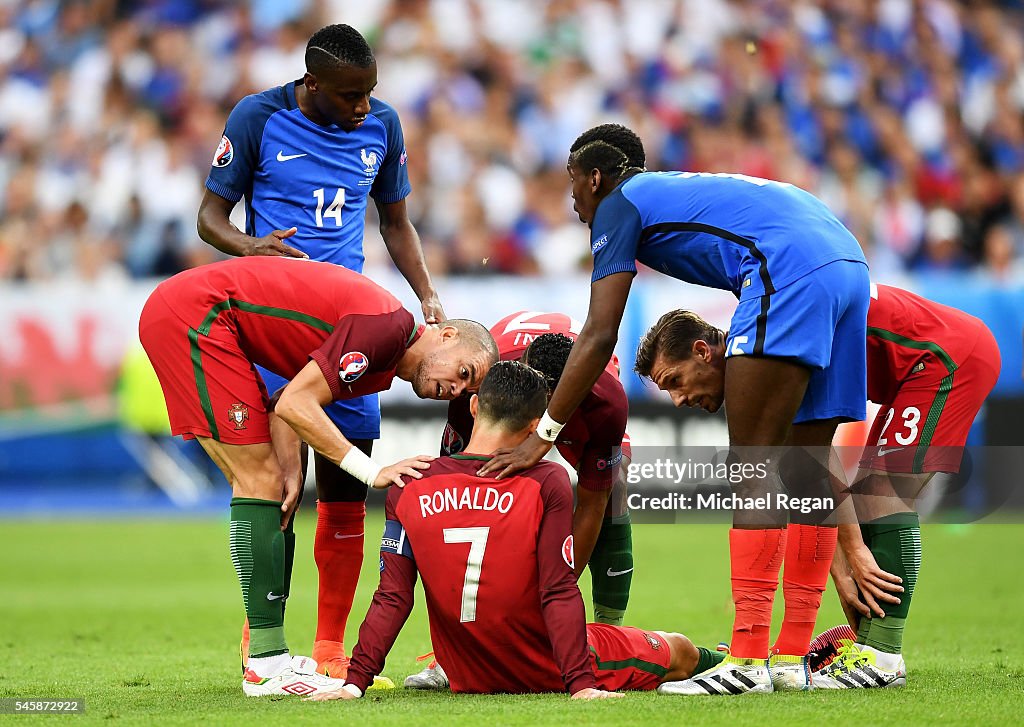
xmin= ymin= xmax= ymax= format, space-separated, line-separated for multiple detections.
xmin=522 ymin=333 xmax=574 ymax=392
xmin=476 ymin=361 xmax=548 ymax=432
xmin=305 ymin=24 xmax=374 ymax=73
xmin=570 ymin=124 xmax=646 ymax=170
xmin=446 ymin=319 xmax=500 ymax=365
xmin=635 ymin=310 xmax=723 ymax=378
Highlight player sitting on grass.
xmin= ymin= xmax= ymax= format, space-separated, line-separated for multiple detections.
xmin=634 ymin=285 xmax=1000 ymax=689
xmin=308 ymin=361 xmax=724 ymax=702
xmin=406 ymin=319 xmax=635 ymax=690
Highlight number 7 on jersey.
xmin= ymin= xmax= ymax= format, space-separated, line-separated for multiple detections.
xmin=443 ymin=526 xmax=490 ymax=623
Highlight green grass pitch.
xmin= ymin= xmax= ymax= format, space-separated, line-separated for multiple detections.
xmin=2 ymin=513 xmax=1023 ymax=725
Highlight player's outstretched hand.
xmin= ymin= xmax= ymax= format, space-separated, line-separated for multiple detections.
xmin=845 ymin=544 xmax=903 ymax=618
xmin=248 ymin=227 xmax=308 ymax=258
xmin=571 ymin=688 xmax=625 ymax=700
xmin=476 ymin=432 xmax=552 ymax=479
xmin=373 ymin=455 xmax=435 ymax=489
xmin=304 ymin=688 xmax=357 ymax=702
xmin=420 ymin=294 xmax=445 ymax=325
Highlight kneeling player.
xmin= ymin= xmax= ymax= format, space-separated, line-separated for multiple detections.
xmin=309 ymin=362 xmax=723 ymax=701
xmin=634 ymin=284 xmax=1000 ymax=689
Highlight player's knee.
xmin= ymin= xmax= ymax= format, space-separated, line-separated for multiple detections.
xmin=660 ymin=632 xmax=699 ymax=679
xmin=231 ymin=453 xmax=286 ymax=500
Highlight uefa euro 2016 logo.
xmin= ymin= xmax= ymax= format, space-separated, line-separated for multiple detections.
xmin=339 ymin=352 xmax=369 ymax=383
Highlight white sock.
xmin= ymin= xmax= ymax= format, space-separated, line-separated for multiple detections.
xmin=248 ymin=652 xmax=291 ymax=678
xmin=860 ymin=645 xmax=902 ymax=671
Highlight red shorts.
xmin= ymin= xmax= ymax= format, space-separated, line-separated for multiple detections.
xmin=139 ymin=287 xmax=272 ymax=445
xmin=586 ymin=624 xmax=671 ymax=692
xmin=861 ymin=326 xmax=1000 ymax=474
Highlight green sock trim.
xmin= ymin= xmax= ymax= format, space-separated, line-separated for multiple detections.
xmin=249 ymin=626 xmax=288 ymax=658
xmin=606 ymin=512 xmax=632 ymax=526
xmin=863 ymin=617 xmax=907 ymax=655
xmin=592 ymin=605 xmax=626 ymax=626
xmin=695 ymin=647 xmax=727 ymax=675
xmin=230 ymin=497 xmax=281 ymax=507
xmin=282 ymin=518 xmax=295 ymax=615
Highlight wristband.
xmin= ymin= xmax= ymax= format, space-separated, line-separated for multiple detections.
xmin=341 ymin=683 xmax=363 ymax=699
xmin=339 ymin=447 xmax=383 ymax=487
xmin=537 ymin=411 xmax=565 ymax=442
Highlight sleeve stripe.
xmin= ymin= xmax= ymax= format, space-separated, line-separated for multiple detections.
xmin=592 ymin=261 xmax=638 ymax=282
xmin=205 ymin=178 xmax=243 ymax=203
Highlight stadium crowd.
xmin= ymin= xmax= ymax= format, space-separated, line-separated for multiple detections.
xmin=1 ymin=0 xmax=1023 ymax=282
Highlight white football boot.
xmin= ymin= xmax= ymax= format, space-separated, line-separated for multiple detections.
xmin=812 ymin=643 xmax=907 ymax=689
xmin=242 ymin=655 xmax=346 ymax=697
xmin=658 ymin=656 xmax=773 ymax=695
xmin=768 ymin=653 xmax=812 ymax=691
xmin=404 ymin=657 xmax=449 ymax=690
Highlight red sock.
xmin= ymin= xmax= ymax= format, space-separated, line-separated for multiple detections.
xmin=729 ymin=528 xmax=786 ymax=659
xmin=314 ymin=501 xmax=366 ymax=644
xmin=772 ymin=523 xmax=838 ymax=656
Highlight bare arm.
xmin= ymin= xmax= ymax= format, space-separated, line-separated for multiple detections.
xmin=275 ymin=361 xmax=432 ymax=488
xmin=197 ymin=188 xmax=308 ymax=258
xmin=572 ymin=486 xmax=611 ymax=579
xmin=377 ymin=198 xmax=444 ymax=323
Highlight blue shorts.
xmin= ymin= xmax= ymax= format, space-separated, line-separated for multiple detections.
xmin=725 ymin=259 xmax=869 ymax=424
xmin=257 ymin=365 xmax=381 ymax=440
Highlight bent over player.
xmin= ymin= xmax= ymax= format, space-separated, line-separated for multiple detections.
xmin=482 ymin=124 xmax=870 ymax=694
xmin=812 ymin=284 xmax=1000 ymax=689
xmin=138 ymin=257 xmax=495 ymax=696
xmin=198 ymin=24 xmax=443 ymax=675
xmin=310 ymin=362 xmax=725 ymax=702
xmin=634 ymin=284 xmax=1000 ymax=688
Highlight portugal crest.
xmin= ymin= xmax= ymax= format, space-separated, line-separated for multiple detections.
xmin=228 ymin=403 xmax=249 ymax=429
xmin=339 ymin=351 xmax=369 ymax=383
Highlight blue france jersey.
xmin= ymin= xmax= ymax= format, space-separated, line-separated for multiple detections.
xmin=589 ymin=172 xmax=866 ymax=299
xmin=205 ymin=81 xmax=410 ymax=271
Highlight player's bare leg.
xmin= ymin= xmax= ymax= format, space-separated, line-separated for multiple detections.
xmin=310 ymin=442 xmax=372 ymax=678
xmin=197 ymin=436 xmax=344 ymax=696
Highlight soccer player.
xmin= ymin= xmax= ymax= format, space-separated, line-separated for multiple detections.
xmin=480 ymin=124 xmax=871 ymax=694
xmin=197 ymin=24 xmax=443 ymax=676
xmin=308 ymin=361 xmax=725 ymax=702
xmin=138 ymin=257 xmax=496 ymax=696
xmin=448 ymin=315 xmax=633 ymax=620
xmin=405 ymin=316 xmax=634 ymax=689
xmin=633 ymin=285 xmax=1000 ymax=688
xmin=813 ymin=285 xmax=1000 ymax=688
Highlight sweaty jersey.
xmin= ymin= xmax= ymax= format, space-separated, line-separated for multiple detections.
xmin=205 ymin=82 xmax=410 ymax=271
xmin=150 ymin=257 xmax=417 ymax=401
xmin=590 ymin=171 xmax=866 ymax=299
xmin=345 ymin=455 xmax=595 ymax=695
xmin=867 ymin=284 xmax=991 ymax=405
xmin=442 ymin=311 xmax=628 ymax=491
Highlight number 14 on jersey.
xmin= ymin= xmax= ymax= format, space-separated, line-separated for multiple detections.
xmin=313 ymin=187 xmax=345 ymax=227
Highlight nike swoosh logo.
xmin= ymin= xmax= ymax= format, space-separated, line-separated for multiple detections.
xmin=606 ymin=567 xmax=633 ymax=577
xmin=266 ymin=592 xmax=287 ymax=601
xmin=276 ymin=151 xmax=307 ymax=162
xmin=334 ymin=532 xmax=363 ymax=540
xmin=877 ymin=446 xmax=906 ymax=457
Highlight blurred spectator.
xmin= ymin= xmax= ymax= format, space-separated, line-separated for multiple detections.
xmin=1 ymin=0 xmax=1024 ymax=282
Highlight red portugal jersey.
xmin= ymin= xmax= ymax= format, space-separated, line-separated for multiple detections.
xmin=149 ymin=257 xmax=418 ymax=401
xmin=443 ymin=311 xmax=628 ymax=490
xmin=345 ymin=455 xmax=595 ymax=695
xmin=867 ymin=284 xmax=990 ymax=405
